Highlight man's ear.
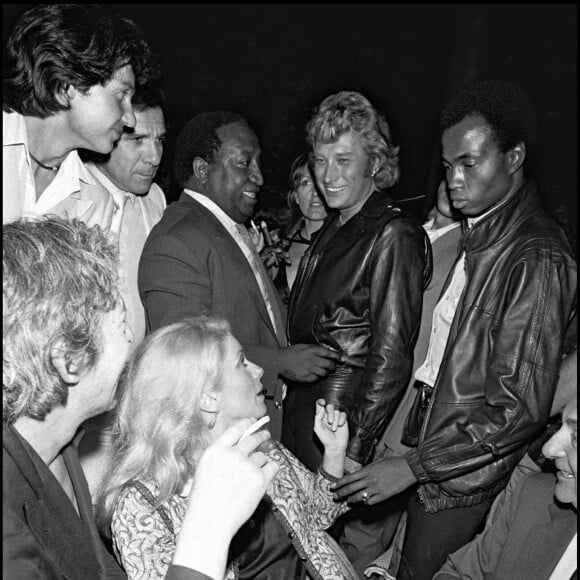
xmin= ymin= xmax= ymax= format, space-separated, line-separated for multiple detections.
xmin=55 ymin=84 xmax=75 ymax=108
xmin=508 ymin=142 xmax=526 ymax=175
xmin=49 ymin=341 xmax=82 ymax=386
xmin=193 ymin=157 xmax=209 ymax=185
xmin=199 ymin=390 xmax=221 ymax=414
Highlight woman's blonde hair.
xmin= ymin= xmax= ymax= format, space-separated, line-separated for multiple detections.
xmin=97 ymin=316 xmax=231 ymax=533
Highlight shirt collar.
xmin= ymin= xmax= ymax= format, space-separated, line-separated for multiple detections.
xmin=4 ymin=110 xmax=97 ymax=188
xmin=184 ymin=189 xmax=239 ymax=231
xmin=85 ymin=162 xmax=130 ymax=209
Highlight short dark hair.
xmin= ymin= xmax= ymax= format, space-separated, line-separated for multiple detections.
xmin=173 ymin=111 xmax=248 ymax=188
xmin=3 ymin=4 xmax=160 ymax=118
xmin=441 ymin=80 xmax=538 ymax=153
xmin=132 ymin=84 xmax=166 ymax=113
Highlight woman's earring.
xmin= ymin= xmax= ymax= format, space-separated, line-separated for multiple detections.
xmin=207 ymin=411 xmax=218 ymax=430
xmin=200 ymin=407 xmax=219 ymax=430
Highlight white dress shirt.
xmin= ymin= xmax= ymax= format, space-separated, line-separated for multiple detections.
xmin=3 ymin=110 xmax=113 ymax=227
xmin=86 ymin=163 xmax=166 ymax=344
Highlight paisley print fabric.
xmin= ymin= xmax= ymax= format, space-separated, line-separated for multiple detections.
xmin=111 ymin=442 xmax=357 ymax=580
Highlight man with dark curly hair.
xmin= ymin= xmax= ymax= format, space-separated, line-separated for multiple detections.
xmin=333 ymin=80 xmax=577 ymax=580
xmin=3 ymin=4 xmax=159 ymax=230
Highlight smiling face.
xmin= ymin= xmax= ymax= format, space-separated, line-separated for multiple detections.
xmin=441 ymin=114 xmax=522 ymax=218
xmin=98 ymin=106 xmax=166 ymax=194
xmin=215 ymin=335 xmax=267 ymax=426
xmin=293 ymin=166 xmax=328 ymax=223
xmin=204 ymin=122 xmax=263 ymax=223
xmin=312 ymin=131 xmax=375 ymax=214
xmin=67 ymin=65 xmax=137 ymax=154
xmin=542 ymin=397 xmax=578 ymax=509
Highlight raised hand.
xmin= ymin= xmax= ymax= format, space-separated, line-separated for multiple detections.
xmin=314 ymin=399 xmax=348 ymax=478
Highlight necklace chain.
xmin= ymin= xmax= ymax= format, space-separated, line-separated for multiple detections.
xmin=29 ymin=152 xmax=59 ymax=172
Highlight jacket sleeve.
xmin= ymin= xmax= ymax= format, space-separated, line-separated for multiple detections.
xmin=406 ymin=244 xmax=576 ymax=483
xmin=138 ymin=233 xmax=213 ymax=332
xmin=433 ymin=474 xmax=534 ymax=579
xmin=348 ymin=218 xmax=430 ymax=464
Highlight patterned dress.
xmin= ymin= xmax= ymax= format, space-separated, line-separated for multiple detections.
xmin=112 ymin=442 xmax=358 ymax=580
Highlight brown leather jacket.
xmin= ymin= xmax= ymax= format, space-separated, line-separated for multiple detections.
xmin=287 ymin=190 xmax=432 ymax=464
xmin=405 ymin=180 xmax=577 ymax=512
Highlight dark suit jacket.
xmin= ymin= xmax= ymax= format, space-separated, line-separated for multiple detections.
xmin=434 ymin=472 xmax=578 ymax=580
xmin=138 ymin=193 xmax=287 ymax=438
xmin=2 ymin=425 xmax=126 ymax=580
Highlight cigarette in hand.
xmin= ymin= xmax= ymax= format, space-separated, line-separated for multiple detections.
xmin=260 ymin=221 xmax=273 ymax=246
xmin=250 ymin=220 xmax=260 ymax=237
xmin=240 ymin=416 xmax=271 ymax=442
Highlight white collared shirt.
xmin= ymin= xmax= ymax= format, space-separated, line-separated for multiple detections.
xmin=3 ymin=110 xmax=99 ymax=223
xmin=87 ymin=163 xmax=166 ymax=344
xmin=415 ymin=211 xmax=489 ymax=386
xmin=423 ymin=218 xmax=461 ymax=245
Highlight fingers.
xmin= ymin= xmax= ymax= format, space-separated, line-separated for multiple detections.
xmin=236 ymin=429 xmax=271 ymax=455
xmin=330 ymin=469 xmax=365 ymax=490
xmin=310 ymin=346 xmax=344 ymax=362
xmin=213 ymin=418 xmax=255 ymax=447
xmin=332 ymin=479 xmax=367 ymax=502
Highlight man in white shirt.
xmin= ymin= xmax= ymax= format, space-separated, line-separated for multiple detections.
xmin=2 ymin=4 xmax=158 ymax=231
xmin=138 ymin=111 xmax=342 ymax=440
xmin=78 ymin=86 xmax=167 ymax=496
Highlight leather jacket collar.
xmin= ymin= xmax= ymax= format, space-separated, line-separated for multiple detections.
xmin=461 ymin=179 xmax=540 ymax=254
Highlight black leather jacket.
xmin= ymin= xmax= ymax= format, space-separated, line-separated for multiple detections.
xmin=287 ymin=190 xmax=432 ymax=464
xmin=405 ymin=180 xmax=577 ymax=512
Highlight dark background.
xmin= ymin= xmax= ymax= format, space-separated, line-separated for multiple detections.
xmin=3 ymin=4 xmax=577 ymax=239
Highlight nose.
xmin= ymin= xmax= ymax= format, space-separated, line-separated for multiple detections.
xmin=541 ymin=427 xmax=566 ymax=460
xmin=250 ymin=161 xmax=264 ymax=187
xmin=145 ymin=141 xmax=163 ymax=167
xmin=247 ymin=359 xmax=264 ymax=381
xmin=122 ymin=101 xmax=136 ymax=129
xmin=323 ymin=160 xmax=339 ymax=185
xmin=446 ymin=165 xmax=464 ymax=190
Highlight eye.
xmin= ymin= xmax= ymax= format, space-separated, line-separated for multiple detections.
xmin=300 ymin=178 xmax=312 ymax=188
xmin=313 ymin=157 xmax=325 ymax=165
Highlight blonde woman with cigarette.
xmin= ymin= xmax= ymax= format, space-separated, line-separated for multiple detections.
xmin=98 ymin=316 xmax=359 ymax=580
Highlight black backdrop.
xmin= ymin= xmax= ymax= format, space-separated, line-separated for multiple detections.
xmin=3 ymin=4 xmax=576 ymax=237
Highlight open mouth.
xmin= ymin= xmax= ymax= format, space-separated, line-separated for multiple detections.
xmin=243 ymin=190 xmax=257 ymax=200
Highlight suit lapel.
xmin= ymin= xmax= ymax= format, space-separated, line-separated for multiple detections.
xmin=185 ymin=196 xmax=284 ymax=345
xmin=4 ymin=426 xmax=104 ymax=579
xmin=518 ymin=499 xmax=577 ymax=579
